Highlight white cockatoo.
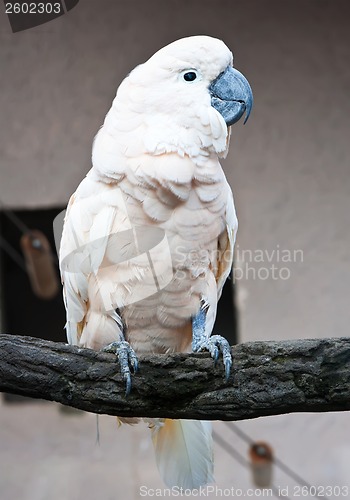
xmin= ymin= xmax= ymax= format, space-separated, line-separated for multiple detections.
xmin=59 ymin=35 xmax=252 ymax=489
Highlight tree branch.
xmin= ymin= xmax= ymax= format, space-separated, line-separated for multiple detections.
xmin=1 ymin=334 xmax=350 ymax=420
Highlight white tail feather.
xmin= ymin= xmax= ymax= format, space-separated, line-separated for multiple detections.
xmin=151 ymin=419 xmax=214 ymax=489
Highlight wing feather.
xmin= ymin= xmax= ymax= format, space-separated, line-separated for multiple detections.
xmin=59 ymin=176 xmax=126 ymax=345
xmin=216 ymin=185 xmax=238 ymax=299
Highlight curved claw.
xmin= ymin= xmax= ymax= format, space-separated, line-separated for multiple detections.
xmin=212 ymin=345 xmax=220 ymax=364
xmin=224 ymin=354 xmax=232 ymax=382
xmin=195 ymin=334 xmax=232 ymax=381
xmin=103 ymin=340 xmax=139 ymax=396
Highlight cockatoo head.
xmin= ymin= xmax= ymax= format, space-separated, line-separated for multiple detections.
xmin=93 ymin=36 xmax=253 ymax=176
xmin=130 ymin=35 xmax=253 ymax=127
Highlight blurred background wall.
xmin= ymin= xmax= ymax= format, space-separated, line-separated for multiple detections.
xmin=1 ymin=1 xmax=349 ymax=498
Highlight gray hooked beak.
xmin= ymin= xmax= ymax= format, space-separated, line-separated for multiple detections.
xmin=209 ymin=66 xmax=253 ymax=126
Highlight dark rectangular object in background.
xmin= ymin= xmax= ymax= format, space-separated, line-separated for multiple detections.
xmin=0 ymin=207 xmax=66 ymax=342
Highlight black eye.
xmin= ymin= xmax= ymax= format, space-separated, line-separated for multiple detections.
xmin=183 ymin=72 xmax=197 ymax=82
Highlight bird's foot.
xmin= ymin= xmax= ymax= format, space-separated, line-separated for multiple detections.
xmin=103 ymin=340 xmax=139 ymax=396
xmin=192 ymin=305 xmax=232 ymax=381
xmin=193 ymin=335 xmax=232 ymax=381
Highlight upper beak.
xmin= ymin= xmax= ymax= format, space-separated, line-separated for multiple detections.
xmin=209 ymin=66 xmax=253 ymax=126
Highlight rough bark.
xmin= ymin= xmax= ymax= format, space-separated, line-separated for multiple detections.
xmin=1 ymin=334 xmax=350 ymax=420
